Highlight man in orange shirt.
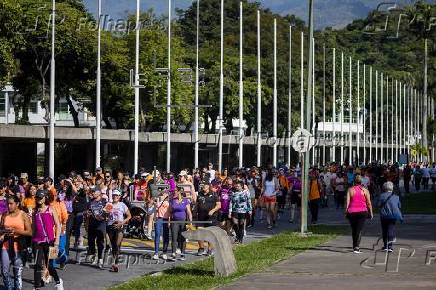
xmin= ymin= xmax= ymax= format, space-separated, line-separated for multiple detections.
xmin=277 ymin=168 xmax=290 ymax=212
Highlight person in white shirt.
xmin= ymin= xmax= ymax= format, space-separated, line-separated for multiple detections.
xmin=207 ymin=163 xmax=216 ymax=183
xmin=421 ymin=165 xmax=431 ymax=190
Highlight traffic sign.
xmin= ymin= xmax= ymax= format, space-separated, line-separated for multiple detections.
xmin=292 ymin=128 xmax=315 ymax=153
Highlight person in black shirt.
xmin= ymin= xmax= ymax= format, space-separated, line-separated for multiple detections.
xmin=85 ymin=189 xmax=108 ymax=268
xmin=72 ymin=187 xmax=88 ymax=248
xmin=196 ymin=183 xmax=220 ymax=256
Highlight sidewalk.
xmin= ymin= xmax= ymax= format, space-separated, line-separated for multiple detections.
xmin=221 ymin=215 xmax=436 ymax=290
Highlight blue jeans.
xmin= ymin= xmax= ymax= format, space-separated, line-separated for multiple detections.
xmin=1 ymin=248 xmax=23 ymax=290
xmin=74 ymin=212 xmax=84 ymax=245
xmin=154 ymin=218 xmax=169 ymax=255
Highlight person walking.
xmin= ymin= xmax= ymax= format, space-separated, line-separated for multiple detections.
xmin=308 ymin=170 xmax=322 ymax=224
xmin=106 ymin=189 xmax=131 ymax=272
xmin=228 ymin=180 xmax=252 ymax=244
xmin=169 ymin=189 xmax=192 ymax=261
xmin=32 ymin=190 xmax=63 ymax=290
xmin=376 ymin=182 xmax=403 ymax=252
xmin=413 ymin=165 xmax=423 ymax=192
xmin=345 ymin=175 xmax=373 ymax=254
xmin=261 ymin=171 xmax=279 ymax=229
xmin=0 ymin=195 xmax=32 ymax=290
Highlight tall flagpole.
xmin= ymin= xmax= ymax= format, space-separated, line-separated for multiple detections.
xmin=399 ymin=82 xmax=402 ymax=157
xmin=375 ymin=70 xmax=378 ymax=162
xmin=386 ymin=76 xmax=389 ymax=162
xmin=166 ymin=0 xmax=172 ymax=172
xmin=256 ymin=10 xmax=262 ymax=167
xmin=273 ymin=18 xmax=278 ymax=167
xmin=49 ymin=0 xmax=56 ymax=179
xmin=340 ymin=52 xmax=344 ymax=165
xmin=395 ymin=80 xmax=398 ymax=160
xmin=322 ymin=44 xmax=326 ymax=165
xmin=194 ymin=0 xmax=200 ymax=169
xmin=348 ymin=56 xmax=352 ymax=164
xmin=300 ymin=32 xmax=304 ymax=131
xmin=96 ymin=0 xmax=102 ymax=168
xmin=238 ymin=1 xmax=244 ymax=168
xmin=133 ymin=0 xmax=140 ymax=174
xmin=369 ymin=67 xmax=373 ymax=162
xmin=332 ymin=48 xmax=336 ymax=162
xmin=218 ymin=0 xmax=224 ymax=173
xmin=357 ymin=60 xmax=360 ymax=164
xmin=381 ymin=73 xmax=384 ymax=163
xmin=363 ymin=64 xmax=366 ymax=163
xmin=288 ymin=25 xmax=292 ymax=166
xmin=391 ymin=78 xmax=394 ymax=161
xmin=312 ymin=37 xmax=315 ymax=166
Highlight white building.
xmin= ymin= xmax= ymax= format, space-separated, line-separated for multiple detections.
xmin=0 ymin=85 xmax=96 ymax=127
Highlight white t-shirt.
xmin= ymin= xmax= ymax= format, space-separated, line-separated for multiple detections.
xmin=108 ymin=202 xmax=129 ymax=226
xmin=208 ymin=169 xmax=216 ymax=182
xmin=263 ymin=179 xmax=277 ymax=197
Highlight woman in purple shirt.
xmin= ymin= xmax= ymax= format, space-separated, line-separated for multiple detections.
xmin=217 ymin=178 xmax=233 ymax=234
xmin=169 ymin=189 xmax=192 ymax=261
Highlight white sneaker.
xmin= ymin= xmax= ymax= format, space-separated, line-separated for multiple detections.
xmin=161 ymin=254 xmax=168 ymax=260
xmin=55 ymin=279 xmax=64 ymax=290
xmin=98 ymin=259 xmax=104 ymax=269
xmin=175 ymin=249 xmax=181 ymax=255
xmin=152 ymin=254 xmax=159 ymax=260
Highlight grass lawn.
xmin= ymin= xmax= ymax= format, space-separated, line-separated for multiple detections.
xmin=403 ymin=191 xmax=436 ymax=214
xmin=110 ymin=225 xmax=345 ymax=290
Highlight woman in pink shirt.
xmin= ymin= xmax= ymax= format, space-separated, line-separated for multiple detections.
xmin=152 ymin=190 xmax=170 ymax=261
xmin=345 ymin=175 xmax=373 ymax=254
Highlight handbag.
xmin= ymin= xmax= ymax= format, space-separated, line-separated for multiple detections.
xmin=37 ymin=211 xmax=58 ymax=260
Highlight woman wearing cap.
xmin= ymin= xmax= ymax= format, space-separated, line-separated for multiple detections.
xmin=0 ymin=195 xmax=32 ymax=290
xmin=168 ymin=188 xmax=192 ymax=261
xmin=217 ymin=178 xmax=232 ymax=234
xmin=32 ymin=190 xmax=63 ymax=289
xmin=261 ymin=170 xmax=279 ymax=229
xmin=107 ymin=190 xmax=131 ymax=272
xmin=85 ymin=189 xmax=108 ymax=268
xmin=345 ymin=175 xmax=373 ymax=254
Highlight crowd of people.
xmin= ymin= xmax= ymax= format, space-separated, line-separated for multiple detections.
xmin=0 ymin=160 xmax=434 ymax=289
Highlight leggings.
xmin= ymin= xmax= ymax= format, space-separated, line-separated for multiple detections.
xmin=231 ymin=213 xmax=246 ymax=243
xmin=1 ymin=248 xmax=23 ymax=290
xmin=107 ymin=225 xmax=123 ymax=263
xmin=170 ymin=223 xmax=186 ymax=254
xmin=87 ymin=225 xmax=106 ymax=259
xmin=154 ymin=218 xmax=170 ymax=255
xmin=34 ymin=243 xmax=60 ymax=288
xmin=65 ymin=214 xmax=74 ymax=256
xmin=348 ymin=211 xmax=368 ymax=249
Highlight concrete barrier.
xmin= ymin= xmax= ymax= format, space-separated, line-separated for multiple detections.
xmin=182 ymin=226 xmax=237 ymax=277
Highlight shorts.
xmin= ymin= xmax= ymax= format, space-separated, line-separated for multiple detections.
xmin=262 ymin=196 xmax=277 ymax=204
xmin=217 ymin=212 xmax=230 ymax=223
xmin=197 ymin=214 xmax=214 ymax=227
xmin=290 ymin=191 xmax=301 ymax=205
xmin=231 ymin=212 xmax=246 ymax=220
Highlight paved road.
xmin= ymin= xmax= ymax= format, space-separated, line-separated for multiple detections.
xmin=18 ymin=201 xmax=346 ymax=290
xmin=222 ymin=214 xmax=436 ymax=290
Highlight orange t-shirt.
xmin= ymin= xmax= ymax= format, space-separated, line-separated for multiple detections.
xmin=278 ymin=175 xmax=289 ymax=190
xmin=309 ymin=180 xmax=321 ymax=201
xmin=2 ymin=213 xmax=25 ymax=251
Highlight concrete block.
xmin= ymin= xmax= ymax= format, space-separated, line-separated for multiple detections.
xmin=182 ymin=226 xmax=237 ymax=277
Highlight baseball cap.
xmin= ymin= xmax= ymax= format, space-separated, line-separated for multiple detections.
xmin=35 ymin=190 xmax=47 ymax=199
xmin=44 ymin=177 xmax=53 ymax=184
xmin=20 ymin=173 xmax=28 ymax=179
xmin=178 ymin=170 xmax=188 ymax=176
xmin=141 ymin=172 xmax=150 ymax=178
xmin=95 ymin=167 xmax=102 ymax=172
xmin=112 ymin=189 xmax=122 ymax=196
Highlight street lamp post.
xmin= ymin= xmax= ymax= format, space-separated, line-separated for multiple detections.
xmin=340 ymin=52 xmax=344 ymax=165
xmin=166 ymin=0 xmax=172 ymax=173
xmin=273 ymin=18 xmax=278 ymax=168
xmin=369 ymin=67 xmax=372 ymax=162
xmin=194 ymin=0 xmax=200 ymax=169
xmin=332 ymin=48 xmax=336 ymax=162
xmin=348 ymin=56 xmax=352 ymax=164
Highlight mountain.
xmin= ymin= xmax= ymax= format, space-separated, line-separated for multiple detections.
xmin=83 ymin=0 xmax=436 ymax=29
